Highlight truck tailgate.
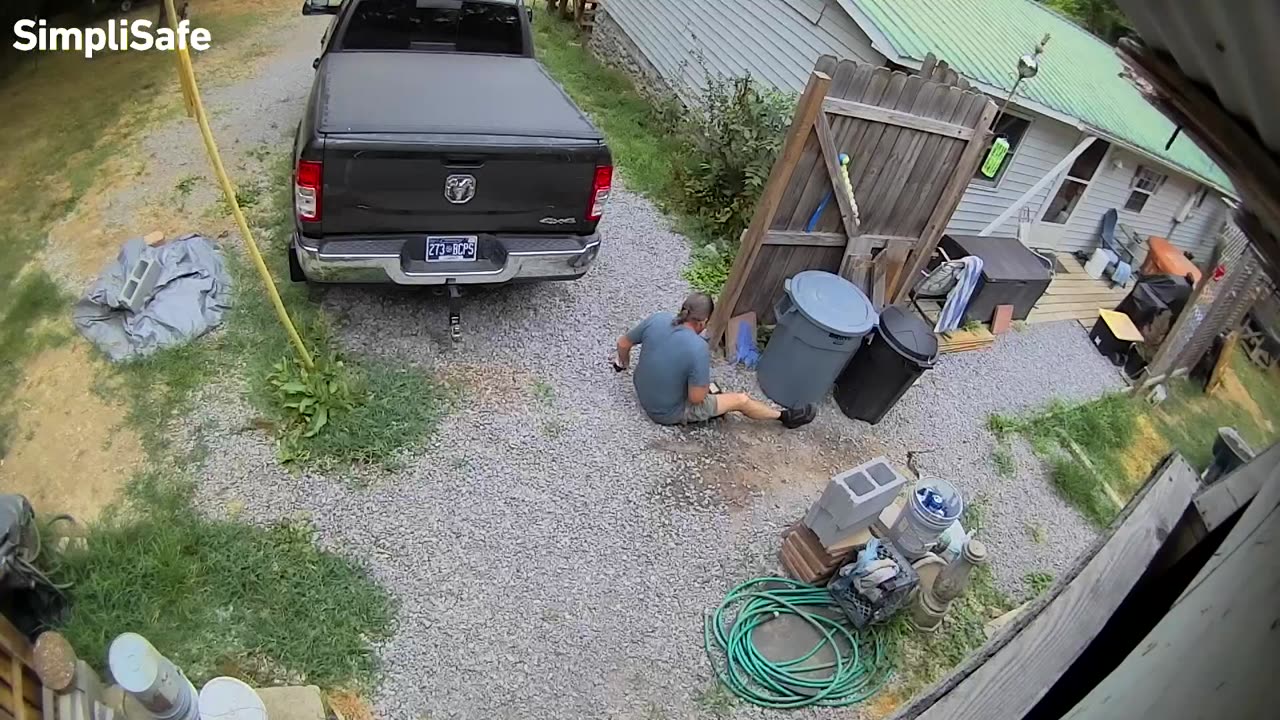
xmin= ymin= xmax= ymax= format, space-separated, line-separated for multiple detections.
xmin=319 ymin=134 xmax=606 ymax=235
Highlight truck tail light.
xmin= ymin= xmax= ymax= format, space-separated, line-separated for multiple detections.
xmin=587 ymin=165 xmax=612 ymax=222
xmin=295 ymin=160 xmax=322 ymax=222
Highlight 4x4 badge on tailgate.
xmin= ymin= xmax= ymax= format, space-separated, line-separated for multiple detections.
xmin=444 ymin=174 xmax=476 ymax=204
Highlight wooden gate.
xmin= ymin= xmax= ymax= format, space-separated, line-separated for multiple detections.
xmin=708 ymin=56 xmax=998 ymax=347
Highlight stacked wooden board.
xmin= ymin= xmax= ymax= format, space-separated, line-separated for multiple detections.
xmin=779 ymin=522 xmax=871 ymax=584
xmin=937 ymin=325 xmax=996 ymax=353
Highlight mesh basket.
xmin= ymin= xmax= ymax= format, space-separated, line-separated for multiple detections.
xmin=827 ymin=542 xmax=919 ymax=629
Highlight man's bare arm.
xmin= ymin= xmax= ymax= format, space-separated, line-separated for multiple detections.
xmin=687 ymin=385 xmax=708 ymax=404
xmin=615 ymin=335 xmax=635 ymax=369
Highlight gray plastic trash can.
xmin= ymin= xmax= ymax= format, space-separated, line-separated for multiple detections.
xmin=756 ymin=270 xmax=877 ymax=408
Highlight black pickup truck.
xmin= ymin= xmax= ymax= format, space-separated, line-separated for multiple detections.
xmin=291 ymin=0 xmax=611 ymax=317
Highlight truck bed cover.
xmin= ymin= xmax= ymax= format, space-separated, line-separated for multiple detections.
xmin=316 ymin=52 xmax=603 ymax=140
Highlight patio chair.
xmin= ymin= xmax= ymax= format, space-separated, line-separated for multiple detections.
xmin=1094 ymin=209 xmax=1137 ymax=286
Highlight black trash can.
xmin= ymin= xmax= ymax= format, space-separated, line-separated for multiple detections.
xmin=834 ymin=306 xmax=938 ymax=424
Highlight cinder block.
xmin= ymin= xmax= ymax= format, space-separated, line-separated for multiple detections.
xmin=804 ymin=456 xmax=907 ymax=541
xmin=117 ymin=255 xmax=162 ymax=312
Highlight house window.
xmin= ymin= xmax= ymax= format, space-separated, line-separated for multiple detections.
xmin=973 ymin=113 xmax=1032 ymax=185
xmin=1124 ymin=166 xmax=1167 ymax=213
xmin=1041 ymin=139 xmax=1111 ymax=225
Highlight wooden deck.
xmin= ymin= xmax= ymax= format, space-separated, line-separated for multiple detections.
xmin=1026 ymin=253 xmax=1128 ymax=327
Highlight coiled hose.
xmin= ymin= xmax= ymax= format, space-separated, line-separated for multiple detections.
xmin=703 ymin=577 xmax=893 ymax=708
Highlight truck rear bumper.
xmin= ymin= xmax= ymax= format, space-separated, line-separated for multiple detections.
xmin=292 ymin=232 xmax=601 ymax=285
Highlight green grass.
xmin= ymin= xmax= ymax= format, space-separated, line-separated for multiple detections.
xmin=533 ymin=14 xmax=738 ymax=293
xmin=1023 ymin=570 xmax=1055 ymax=597
xmin=533 ymin=13 xmax=678 ymax=200
xmin=990 ymin=393 xmax=1139 ymax=527
xmin=1024 ymin=521 xmax=1046 ymax=544
xmin=1149 ymin=355 xmax=1280 ymax=469
xmin=693 ymin=681 xmax=737 ymax=718
xmin=990 ymin=443 xmax=1014 ymax=478
xmin=884 ymin=563 xmax=1013 ymax=699
xmin=0 ymin=4 xmax=282 ymax=454
xmin=111 ymin=153 xmax=451 ymax=471
xmin=51 ymin=469 xmax=395 ymax=690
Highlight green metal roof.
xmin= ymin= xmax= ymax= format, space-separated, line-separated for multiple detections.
xmin=842 ymin=0 xmax=1233 ymax=192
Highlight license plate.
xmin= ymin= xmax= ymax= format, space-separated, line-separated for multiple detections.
xmin=426 ymin=235 xmax=477 ymax=262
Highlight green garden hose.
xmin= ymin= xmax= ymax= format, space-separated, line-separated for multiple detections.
xmin=703 ymin=577 xmax=893 ymax=709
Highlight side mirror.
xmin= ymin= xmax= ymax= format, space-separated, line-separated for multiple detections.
xmin=312 ymin=57 xmax=321 ymax=69
xmin=302 ymin=0 xmax=340 ymax=16
xmin=526 ymin=6 xmax=534 ymax=21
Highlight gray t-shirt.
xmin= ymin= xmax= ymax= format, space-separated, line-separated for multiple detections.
xmin=626 ymin=312 xmax=711 ymax=424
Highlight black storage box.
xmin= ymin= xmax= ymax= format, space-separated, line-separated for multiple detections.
xmin=939 ymin=234 xmax=1052 ymax=322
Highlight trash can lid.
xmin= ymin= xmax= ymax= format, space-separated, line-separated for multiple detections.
xmin=877 ymin=305 xmax=938 ymax=364
xmin=786 ymin=271 xmax=877 ymax=336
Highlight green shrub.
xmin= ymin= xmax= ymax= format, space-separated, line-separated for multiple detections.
xmin=674 ymin=76 xmax=792 ymax=247
xmin=682 ymin=245 xmax=734 ymax=296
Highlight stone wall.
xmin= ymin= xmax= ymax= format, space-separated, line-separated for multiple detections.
xmin=587 ymin=9 xmax=678 ymax=105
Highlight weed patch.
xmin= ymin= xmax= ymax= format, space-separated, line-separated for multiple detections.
xmin=990 ymin=393 xmax=1139 ymax=527
xmin=1023 ymin=570 xmax=1054 ymax=597
xmin=51 ymin=470 xmax=395 ymax=690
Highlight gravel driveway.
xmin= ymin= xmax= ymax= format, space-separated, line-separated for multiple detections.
xmin=164 ymin=15 xmax=1127 ymax=720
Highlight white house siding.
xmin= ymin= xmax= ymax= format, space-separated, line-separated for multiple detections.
xmin=1059 ymin=145 xmax=1225 ymax=259
xmin=943 ymin=110 xmax=1082 ymax=238
xmin=602 ymin=0 xmax=881 ymax=102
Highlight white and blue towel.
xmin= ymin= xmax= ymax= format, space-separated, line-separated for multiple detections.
xmin=934 ymin=256 xmax=984 ymax=333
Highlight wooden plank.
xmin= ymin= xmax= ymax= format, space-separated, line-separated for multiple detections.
xmin=893 ymin=95 xmax=998 ymax=303
xmin=1062 ymin=451 xmax=1280 ymax=720
xmin=0 ymin=667 xmax=39 ymax=711
xmin=1034 ymin=292 xmax=1127 ymax=307
xmin=7 ymin=658 xmax=23 ymax=720
xmin=1206 ymin=330 xmax=1240 ymax=393
xmin=859 ymin=80 xmax=948 ymax=233
xmin=885 ymin=87 xmax=967 ymax=238
xmin=1192 ymin=442 xmax=1279 ymax=533
xmin=824 ymin=97 xmax=972 ymax=140
xmin=762 ymin=231 xmax=847 ymax=247
xmin=918 ymin=52 xmax=937 ymax=81
xmin=0 ymin=620 xmax=32 ymax=670
xmin=855 ymin=78 xmax=931 ymax=234
xmin=877 ymin=243 xmax=914 ymax=301
xmin=815 ymin=112 xmax=862 ymax=244
xmin=762 ymin=232 xmax=914 ymax=249
xmin=780 ymin=60 xmax=865 ymax=231
xmin=895 ymin=454 xmax=1200 ymax=720
xmin=709 ymin=70 xmax=832 ymax=348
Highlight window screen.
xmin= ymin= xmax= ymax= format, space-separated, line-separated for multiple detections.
xmin=341 ymin=0 xmax=524 ymax=54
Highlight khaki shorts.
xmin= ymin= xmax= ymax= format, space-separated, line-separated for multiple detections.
xmin=682 ymin=394 xmax=720 ymax=424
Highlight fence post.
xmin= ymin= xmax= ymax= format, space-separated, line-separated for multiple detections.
xmin=707 ymin=70 xmax=833 ymax=351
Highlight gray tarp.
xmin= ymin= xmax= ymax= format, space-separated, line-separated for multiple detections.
xmin=73 ymin=234 xmax=231 ymax=361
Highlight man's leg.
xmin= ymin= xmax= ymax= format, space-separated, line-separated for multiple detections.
xmin=712 ymin=393 xmax=782 ymax=420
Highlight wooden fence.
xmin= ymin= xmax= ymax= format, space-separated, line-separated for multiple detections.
xmin=0 ymin=617 xmax=42 ymax=720
xmin=708 ymin=55 xmax=998 ymax=347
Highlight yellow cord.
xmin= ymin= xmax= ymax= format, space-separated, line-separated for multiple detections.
xmin=164 ymin=0 xmax=315 ymax=369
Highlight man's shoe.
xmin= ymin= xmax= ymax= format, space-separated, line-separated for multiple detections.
xmin=780 ymin=404 xmax=817 ymax=429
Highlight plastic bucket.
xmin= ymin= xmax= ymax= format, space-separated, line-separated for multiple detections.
xmin=887 ymin=479 xmax=964 ymax=560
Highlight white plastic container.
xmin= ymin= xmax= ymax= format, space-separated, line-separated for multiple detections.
xmin=1084 ymin=248 xmax=1112 ymax=279
xmin=107 ymin=633 xmax=199 ymax=720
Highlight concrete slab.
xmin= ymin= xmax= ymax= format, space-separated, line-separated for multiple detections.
xmin=256 ymin=685 xmax=326 ymax=720
xmin=748 ymin=608 xmax=851 ymax=697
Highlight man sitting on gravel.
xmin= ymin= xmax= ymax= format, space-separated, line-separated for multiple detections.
xmin=613 ymin=292 xmax=817 ymax=429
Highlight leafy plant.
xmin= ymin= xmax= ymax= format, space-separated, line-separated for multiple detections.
xmin=1023 ymin=570 xmax=1055 ymax=596
xmin=991 ymin=443 xmax=1015 ymax=477
xmin=682 ymin=244 xmax=733 ymax=296
xmin=268 ymin=353 xmax=358 ymax=462
xmin=674 ymin=75 xmax=793 ymax=246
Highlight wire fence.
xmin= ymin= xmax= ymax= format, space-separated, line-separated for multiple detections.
xmin=1146 ymin=219 xmax=1273 ymax=380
